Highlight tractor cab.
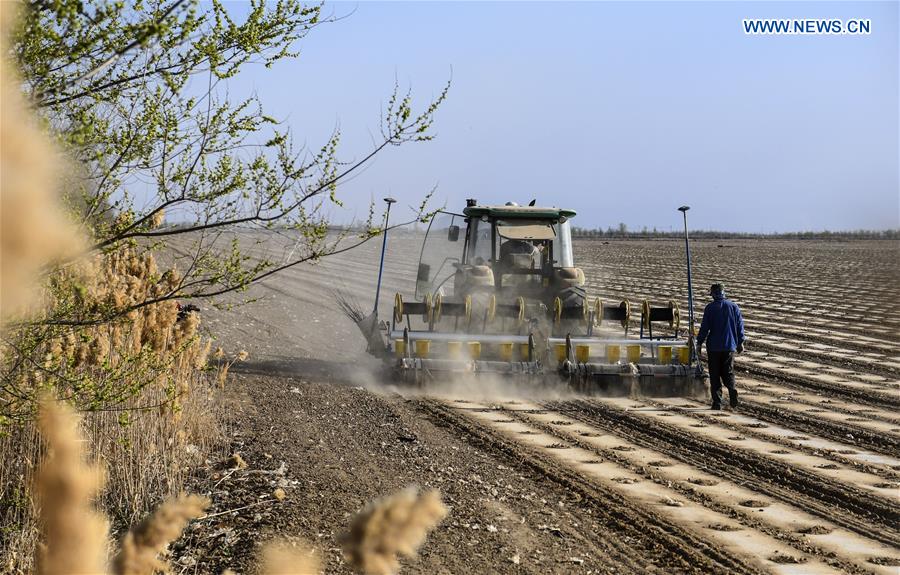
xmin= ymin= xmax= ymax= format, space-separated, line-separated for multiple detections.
xmin=416 ymin=201 xmax=584 ymax=312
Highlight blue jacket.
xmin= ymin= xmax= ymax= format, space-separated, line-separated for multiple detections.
xmin=697 ymin=295 xmax=745 ymax=352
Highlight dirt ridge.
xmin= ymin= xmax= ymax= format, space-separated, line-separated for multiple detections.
xmin=497 ymin=404 xmax=879 ymax=575
xmin=551 ymin=399 xmax=900 ymax=549
xmin=740 ymin=366 xmax=900 ymax=410
xmin=418 ymin=400 xmax=766 ymax=575
xmin=679 ymin=399 xmax=900 ymax=463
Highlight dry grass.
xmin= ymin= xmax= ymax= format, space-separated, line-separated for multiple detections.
xmin=30 ymin=400 xmax=211 ymax=575
xmin=253 ymin=487 xmax=448 ymax=575
xmin=0 ymin=351 xmax=222 ymax=572
xmin=228 ymin=453 xmax=249 ymax=470
xmin=112 ymin=494 xmax=209 ymax=575
xmin=1 ymin=6 xmax=94 ymax=569
xmin=0 ymin=235 xmax=227 ymax=570
xmin=340 ymin=487 xmax=448 ymax=575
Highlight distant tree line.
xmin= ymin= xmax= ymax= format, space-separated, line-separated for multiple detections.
xmin=571 ymin=225 xmax=900 ymax=241
xmin=325 ymin=222 xmax=899 ymax=240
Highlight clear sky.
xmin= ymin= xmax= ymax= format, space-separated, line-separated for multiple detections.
xmin=227 ymin=1 xmax=899 ymax=232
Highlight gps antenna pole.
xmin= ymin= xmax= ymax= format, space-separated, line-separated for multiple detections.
xmin=677 ymin=206 xmax=696 ymax=364
xmin=373 ymin=197 xmax=397 ymax=315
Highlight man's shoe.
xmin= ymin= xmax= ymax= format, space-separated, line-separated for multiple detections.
xmin=729 ymin=391 xmax=739 ymax=408
xmin=711 ymin=404 xmax=722 ymax=411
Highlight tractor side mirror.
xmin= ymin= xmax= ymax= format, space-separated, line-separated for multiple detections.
xmin=417 ymin=263 xmax=431 ymax=282
xmin=447 ymin=225 xmax=460 ymax=242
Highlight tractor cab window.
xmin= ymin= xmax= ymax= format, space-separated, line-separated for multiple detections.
xmin=496 ymin=220 xmax=555 ymax=271
xmin=466 ymin=217 xmax=493 ymax=266
xmin=415 ymin=211 xmax=465 ymax=299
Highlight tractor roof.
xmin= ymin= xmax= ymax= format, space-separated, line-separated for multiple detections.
xmin=463 ymin=204 xmax=576 ymax=220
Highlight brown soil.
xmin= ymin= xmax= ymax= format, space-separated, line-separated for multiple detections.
xmin=177 ymin=374 xmax=680 ymax=574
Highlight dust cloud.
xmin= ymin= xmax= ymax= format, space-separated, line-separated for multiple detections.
xmin=346 ymin=361 xmax=578 ymax=403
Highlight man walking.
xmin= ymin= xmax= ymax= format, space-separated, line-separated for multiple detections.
xmin=696 ymin=283 xmax=746 ymax=410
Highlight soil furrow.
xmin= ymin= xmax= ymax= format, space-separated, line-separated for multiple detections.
xmin=742 ymin=379 xmax=900 ymax=427
xmin=550 ymin=399 xmax=900 ymax=549
xmin=732 ymin=398 xmax=900 ymax=458
xmin=587 ymin=274 xmax=900 ymax=343
xmin=642 ymin=399 xmax=900 ymax=479
xmin=586 ymin=275 xmax=900 ymax=341
xmin=500 ymin=403 xmax=896 ymax=575
xmin=741 ymin=364 xmax=900 ymax=409
xmin=418 ymin=399 xmax=766 ymax=575
xmin=740 ymin=351 xmax=898 ymax=392
xmin=746 ymin=339 xmax=900 ymax=379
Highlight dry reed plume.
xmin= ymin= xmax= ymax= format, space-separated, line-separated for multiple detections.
xmin=259 ymin=540 xmax=321 ymax=574
xmin=112 ymin=494 xmax=210 ymax=575
xmin=33 ymin=400 xmax=212 ymax=575
xmin=0 ymin=244 xmax=221 ymax=570
xmin=34 ymin=399 xmax=109 ymax=575
xmin=0 ymin=3 xmax=83 ymax=328
xmin=340 ymin=487 xmax=448 ymax=575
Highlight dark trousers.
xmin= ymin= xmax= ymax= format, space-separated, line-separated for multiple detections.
xmin=707 ymin=350 xmax=736 ymax=407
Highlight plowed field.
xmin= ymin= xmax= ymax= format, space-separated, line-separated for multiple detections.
xmin=189 ymin=236 xmax=899 ymax=574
